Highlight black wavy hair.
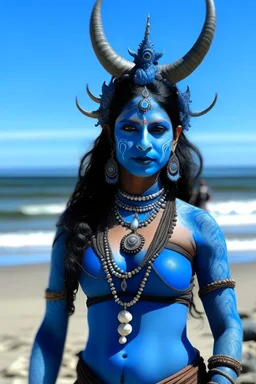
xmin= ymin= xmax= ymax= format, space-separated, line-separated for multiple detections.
xmin=60 ymin=77 xmax=203 ymax=318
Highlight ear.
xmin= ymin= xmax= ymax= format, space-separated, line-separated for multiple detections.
xmin=172 ymin=125 xmax=182 ymax=153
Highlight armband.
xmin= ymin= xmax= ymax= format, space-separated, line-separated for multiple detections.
xmin=208 ymin=355 xmax=242 ymax=377
xmin=198 ymin=279 xmax=236 ymax=298
xmin=45 ymin=289 xmax=66 ymax=301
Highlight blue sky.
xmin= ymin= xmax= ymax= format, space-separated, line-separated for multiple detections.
xmin=1 ymin=0 xmax=256 ymax=173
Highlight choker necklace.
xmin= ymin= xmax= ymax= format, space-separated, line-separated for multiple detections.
xmin=114 ymin=192 xmax=167 ymax=255
xmin=119 ymin=187 xmax=164 ymax=202
xmin=115 ymin=196 xmax=165 ymax=213
xmin=91 ymin=194 xmax=177 ymax=344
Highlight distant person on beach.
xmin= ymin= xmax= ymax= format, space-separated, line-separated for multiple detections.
xmin=29 ymin=1 xmax=243 ymax=383
xmin=194 ymin=179 xmax=211 ymax=211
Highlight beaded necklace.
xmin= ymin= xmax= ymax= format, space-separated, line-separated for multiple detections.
xmin=119 ymin=187 xmax=164 ymax=202
xmin=114 ymin=190 xmax=167 ymax=255
xmin=91 ymin=193 xmax=177 ymax=344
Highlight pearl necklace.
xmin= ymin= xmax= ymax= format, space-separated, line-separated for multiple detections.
xmin=119 ymin=187 xmax=164 ymax=202
xmin=102 ymin=234 xmax=158 ymax=344
xmin=114 ymin=192 xmax=167 ymax=255
xmin=91 ymin=196 xmax=177 ymax=344
xmin=115 ymin=197 xmax=165 ymax=213
xmin=103 ymin=231 xmax=149 ymax=289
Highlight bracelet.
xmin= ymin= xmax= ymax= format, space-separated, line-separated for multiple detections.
xmin=208 ymin=354 xmax=242 ymax=376
xmin=198 ymin=279 xmax=236 ymax=298
xmin=209 ymin=368 xmax=236 ymax=384
xmin=45 ymin=289 xmax=66 ymax=301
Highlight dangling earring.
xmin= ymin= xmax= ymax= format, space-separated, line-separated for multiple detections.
xmin=105 ymin=150 xmax=119 ymax=184
xmin=167 ymin=152 xmax=180 ymax=182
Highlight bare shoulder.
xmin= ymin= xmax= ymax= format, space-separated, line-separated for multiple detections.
xmin=173 ymin=199 xmax=206 ymax=254
xmin=176 ymin=198 xmax=201 ymax=216
xmin=177 ymin=197 xmax=218 ymax=227
xmin=176 ymin=198 xmax=224 ymax=250
xmin=176 ymin=198 xmax=210 ymax=228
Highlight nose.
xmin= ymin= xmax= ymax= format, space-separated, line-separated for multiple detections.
xmin=136 ymin=143 xmax=152 ymax=151
xmin=136 ymin=132 xmax=152 ymax=152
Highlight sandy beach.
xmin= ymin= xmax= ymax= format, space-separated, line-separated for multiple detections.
xmin=0 ymin=262 xmax=255 ymax=384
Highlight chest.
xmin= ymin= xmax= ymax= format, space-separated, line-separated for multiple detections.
xmin=79 ymin=245 xmax=194 ymax=298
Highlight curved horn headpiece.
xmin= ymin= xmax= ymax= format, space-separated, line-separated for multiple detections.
xmin=75 ymin=97 xmax=100 ymax=119
xmin=190 ymin=93 xmax=218 ymax=117
xmin=86 ymin=84 xmax=101 ymax=104
xmin=90 ymin=0 xmax=134 ymax=78
xmin=90 ymin=0 xmax=216 ymax=83
xmin=160 ymin=0 xmax=216 ymax=84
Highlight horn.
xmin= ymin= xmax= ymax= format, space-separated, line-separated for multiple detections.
xmin=90 ymin=0 xmax=134 ymax=77
xmin=86 ymin=84 xmax=101 ymax=104
xmin=160 ymin=0 xmax=216 ymax=84
xmin=190 ymin=93 xmax=218 ymax=117
xmin=128 ymin=48 xmax=136 ymax=58
xmin=75 ymin=97 xmax=100 ymax=119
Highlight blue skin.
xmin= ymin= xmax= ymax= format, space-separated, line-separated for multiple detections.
xmin=29 ymin=97 xmax=243 ymax=383
xmin=114 ymin=96 xmax=173 ymax=178
xmin=29 ymin=226 xmax=68 ymax=383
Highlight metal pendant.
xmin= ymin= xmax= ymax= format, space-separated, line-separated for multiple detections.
xmin=138 ymin=87 xmax=151 ymax=112
xmin=120 ymin=232 xmax=145 ymax=255
xmin=130 ymin=214 xmax=139 ymax=231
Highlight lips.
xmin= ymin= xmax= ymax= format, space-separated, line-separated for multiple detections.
xmin=132 ymin=157 xmax=154 ymax=165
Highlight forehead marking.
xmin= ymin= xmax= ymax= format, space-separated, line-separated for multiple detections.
xmin=116 ymin=96 xmax=171 ymax=127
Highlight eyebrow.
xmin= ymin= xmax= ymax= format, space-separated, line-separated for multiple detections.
xmin=118 ymin=118 xmax=171 ymax=127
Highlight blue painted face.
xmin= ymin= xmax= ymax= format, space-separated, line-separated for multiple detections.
xmin=114 ymin=96 xmax=173 ymax=178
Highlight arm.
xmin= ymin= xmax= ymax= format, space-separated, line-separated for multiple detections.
xmin=194 ymin=210 xmax=243 ymax=384
xmin=29 ymin=226 xmax=69 ymax=384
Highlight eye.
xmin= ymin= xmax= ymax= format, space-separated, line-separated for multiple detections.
xmin=143 ymin=50 xmax=152 ymax=61
xmin=150 ymin=125 xmax=167 ymax=134
xmin=122 ymin=126 xmax=138 ymax=132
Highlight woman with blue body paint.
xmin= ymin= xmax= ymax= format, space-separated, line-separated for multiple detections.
xmin=29 ymin=1 xmax=243 ymax=383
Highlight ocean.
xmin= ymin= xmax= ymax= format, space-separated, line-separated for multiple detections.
xmin=0 ymin=167 xmax=255 ymax=267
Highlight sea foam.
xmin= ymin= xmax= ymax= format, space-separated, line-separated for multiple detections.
xmin=1 ymin=231 xmax=256 ymax=253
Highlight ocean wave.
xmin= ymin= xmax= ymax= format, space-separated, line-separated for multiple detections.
xmin=19 ymin=204 xmax=65 ymax=216
xmin=1 ymin=231 xmax=256 ymax=253
xmin=5 ymin=199 xmax=255 ymax=218
xmin=227 ymin=239 xmax=256 ymax=252
xmin=214 ymin=214 xmax=256 ymax=227
xmin=0 ymin=231 xmax=54 ymax=248
xmin=208 ymin=200 xmax=256 ymax=215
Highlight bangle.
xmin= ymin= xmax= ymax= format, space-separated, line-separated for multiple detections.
xmin=198 ymin=279 xmax=236 ymax=298
xmin=208 ymin=355 xmax=242 ymax=376
xmin=209 ymin=368 xmax=236 ymax=384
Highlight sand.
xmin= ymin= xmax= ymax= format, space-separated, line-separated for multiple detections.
xmin=0 ymin=262 xmax=255 ymax=384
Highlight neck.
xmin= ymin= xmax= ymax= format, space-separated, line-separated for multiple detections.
xmin=119 ymin=168 xmax=161 ymax=195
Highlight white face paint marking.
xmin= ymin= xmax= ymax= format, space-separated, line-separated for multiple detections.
xmin=160 ymin=139 xmax=172 ymax=162
xmin=116 ymin=136 xmax=133 ymax=160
